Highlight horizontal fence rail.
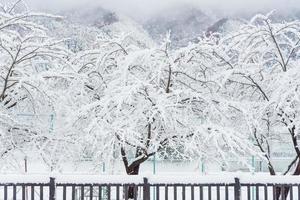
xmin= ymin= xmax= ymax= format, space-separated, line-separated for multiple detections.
xmin=0 ymin=174 xmax=299 ymax=200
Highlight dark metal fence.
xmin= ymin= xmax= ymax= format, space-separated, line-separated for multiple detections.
xmin=0 ymin=175 xmax=299 ymax=200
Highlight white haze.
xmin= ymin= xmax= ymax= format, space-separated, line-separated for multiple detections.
xmin=5 ymin=0 xmax=300 ymax=20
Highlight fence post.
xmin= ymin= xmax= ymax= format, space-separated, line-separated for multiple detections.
xmin=49 ymin=177 xmax=56 ymax=200
xmin=234 ymin=177 xmax=241 ymax=200
xmin=143 ymin=177 xmax=150 ymax=200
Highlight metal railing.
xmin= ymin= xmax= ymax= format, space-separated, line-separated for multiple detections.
xmin=0 ymin=175 xmax=299 ymax=200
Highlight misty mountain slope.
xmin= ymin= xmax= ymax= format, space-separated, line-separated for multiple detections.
xmin=63 ymin=6 xmax=117 ymax=27
xmin=144 ymin=5 xmax=215 ymax=47
xmin=100 ymin=14 xmax=157 ymax=49
xmin=39 ymin=6 xmax=156 ymax=52
xmin=40 ymin=18 xmax=103 ymax=52
xmin=204 ymin=11 xmax=300 ymax=37
xmin=63 ymin=6 xmax=156 ymax=48
xmin=206 ymin=18 xmax=245 ymax=36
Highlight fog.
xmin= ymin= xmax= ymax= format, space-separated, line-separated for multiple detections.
xmin=8 ymin=0 xmax=300 ymax=20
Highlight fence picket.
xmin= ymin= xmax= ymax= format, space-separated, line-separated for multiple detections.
xmin=234 ymin=178 xmax=241 ymax=200
xmin=182 ymin=185 xmax=185 ymax=200
xmin=208 ymin=185 xmax=212 ymax=200
xmin=116 ymin=185 xmax=120 ymax=200
xmin=4 ymin=185 xmax=7 ymax=200
xmin=264 ymin=185 xmax=268 ymax=200
xmin=174 ymin=185 xmax=177 ymax=200
xmin=225 ymin=185 xmax=228 ymax=200
xmin=49 ymin=177 xmax=55 ymax=200
xmin=143 ymin=178 xmax=150 ymax=200
xmin=63 ymin=186 xmax=66 ymax=200
xmin=90 ymin=185 xmax=93 ymax=200
xmin=39 ymin=186 xmax=43 ymax=200
xmin=200 ymin=185 xmax=203 ymax=200
xmin=72 ymin=185 xmax=75 ymax=200
xmin=156 ymin=185 xmax=160 ymax=200
xmin=22 ymin=185 xmax=25 ymax=200
xmin=165 ymin=185 xmax=168 ymax=200
xmin=217 ymin=186 xmax=220 ymax=200
xmin=191 ymin=185 xmax=194 ymax=200
xmin=31 ymin=186 xmax=34 ymax=200
xmin=247 ymin=185 xmax=251 ymax=200
xmin=98 ymin=186 xmax=102 ymax=200
xmin=124 ymin=185 xmax=129 ymax=200
xmin=13 ymin=185 xmax=16 ymax=200
xmin=81 ymin=186 xmax=84 ymax=200
xmin=256 ymin=185 xmax=259 ymax=200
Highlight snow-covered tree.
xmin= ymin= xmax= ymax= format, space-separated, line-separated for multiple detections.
xmin=0 ymin=0 xmax=75 ymax=171
xmin=215 ymin=12 xmax=300 ymax=199
xmin=175 ymin=35 xmax=258 ymax=168
xmin=71 ymin=28 xmax=257 ymax=184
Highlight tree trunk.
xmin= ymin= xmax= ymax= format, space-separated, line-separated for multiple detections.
xmin=120 ymin=146 xmax=153 ymax=199
xmin=127 ymin=164 xmax=140 ymax=199
xmin=275 ymin=160 xmax=300 ymax=200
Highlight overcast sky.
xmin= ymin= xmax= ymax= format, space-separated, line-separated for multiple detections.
xmin=10 ymin=0 xmax=300 ymax=20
